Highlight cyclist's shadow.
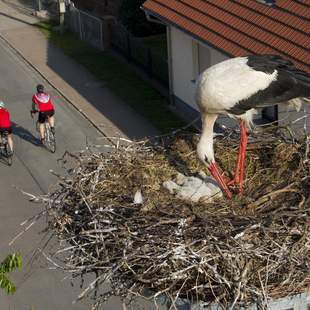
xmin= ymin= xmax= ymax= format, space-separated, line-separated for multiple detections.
xmin=12 ymin=122 xmax=41 ymax=146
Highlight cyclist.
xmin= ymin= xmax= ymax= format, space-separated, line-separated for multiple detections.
xmin=0 ymin=101 xmax=13 ymax=154
xmin=31 ymin=84 xmax=55 ymax=143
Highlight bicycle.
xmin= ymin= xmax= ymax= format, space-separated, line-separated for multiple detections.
xmin=0 ymin=131 xmax=13 ymax=166
xmin=31 ymin=110 xmax=56 ymax=153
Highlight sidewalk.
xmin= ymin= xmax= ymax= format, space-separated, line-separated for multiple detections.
xmin=0 ymin=0 xmax=159 ymax=140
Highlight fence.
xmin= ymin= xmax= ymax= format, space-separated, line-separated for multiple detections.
xmin=110 ymin=23 xmax=169 ymax=87
xmin=64 ymin=7 xmax=169 ymax=87
xmin=66 ymin=5 xmax=104 ymax=50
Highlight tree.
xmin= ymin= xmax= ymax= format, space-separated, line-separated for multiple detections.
xmin=118 ymin=0 xmax=165 ymax=37
xmin=0 ymin=254 xmax=22 ymax=294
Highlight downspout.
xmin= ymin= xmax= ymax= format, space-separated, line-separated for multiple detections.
xmin=143 ymin=11 xmax=174 ymax=106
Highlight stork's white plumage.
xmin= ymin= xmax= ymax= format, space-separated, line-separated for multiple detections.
xmin=195 ymin=54 xmax=310 ymax=198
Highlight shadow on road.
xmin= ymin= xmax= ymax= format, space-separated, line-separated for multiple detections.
xmin=0 ymin=156 xmax=11 ymax=166
xmin=12 ymin=122 xmax=41 ymax=146
xmin=0 ymin=11 xmax=35 ymax=26
xmin=2 ymin=0 xmax=37 ymax=15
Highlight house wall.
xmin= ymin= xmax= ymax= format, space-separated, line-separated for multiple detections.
xmin=170 ymin=26 xmax=197 ymax=111
xmin=170 ymin=26 xmax=230 ymax=114
xmin=198 ymin=44 xmax=228 ymax=74
xmin=169 ymin=26 xmax=235 ymax=127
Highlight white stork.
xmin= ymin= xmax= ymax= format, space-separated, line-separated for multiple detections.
xmin=195 ymin=54 xmax=310 ymax=198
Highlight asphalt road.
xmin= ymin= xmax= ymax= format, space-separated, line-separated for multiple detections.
xmin=0 ymin=35 xmax=131 ymax=310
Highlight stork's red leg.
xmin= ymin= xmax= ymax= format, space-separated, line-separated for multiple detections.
xmin=238 ymin=121 xmax=248 ymax=194
xmin=228 ymin=120 xmax=248 ymax=194
xmin=227 ymin=145 xmax=242 ymax=185
xmin=208 ymin=162 xmax=233 ymax=198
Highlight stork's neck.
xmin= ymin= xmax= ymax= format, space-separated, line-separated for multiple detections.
xmin=197 ymin=114 xmax=218 ymax=164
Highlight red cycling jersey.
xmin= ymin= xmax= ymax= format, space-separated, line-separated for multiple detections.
xmin=32 ymin=92 xmax=54 ymax=111
xmin=0 ymin=108 xmax=11 ymax=128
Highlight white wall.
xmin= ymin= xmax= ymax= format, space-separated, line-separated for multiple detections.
xmin=198 ymin=44 xmax=228 ymax=74
xmin=170 ymin=26 xmax=229 ymax=112
xmin=170 ymin=26 xmax=197 ymax=110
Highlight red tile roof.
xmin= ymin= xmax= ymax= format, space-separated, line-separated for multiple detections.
xmin=142 ymin=0 xmax=310 ymax=71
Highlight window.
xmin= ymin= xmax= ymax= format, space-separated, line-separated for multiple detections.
xmin=191 ymin=41 xmax=211 ymax=82
xmin=198 ymin=44 xmax=211 ymax=74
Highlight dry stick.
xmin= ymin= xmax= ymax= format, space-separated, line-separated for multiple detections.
xmin=229 ymin=280 xmax=242 ymax=310
xmin=170 ymin=277 xmax=189 ymax=310
xmin=75 ymin=274 xmax=104 ymax=303
xmin=248 ymin=186 xmax=300 ymax=209
xmin=258 ymin=270 xmax=269 ymax=309
xmin=40 ymin=249 xmax=74 ymax=271
xmin=153 ymin=280 xmax=179 ymax=307
xmin=305 ymin=135 xmax=310 ymax=164
xmin=232 ymin=260 xmax=251 ymax=306
xmin=9 ymin=219 xmax=38 ymax=246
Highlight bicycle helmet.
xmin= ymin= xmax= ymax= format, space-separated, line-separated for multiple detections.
xmin=0 ymin=101 xmax=4 ymax=108
xmin=37 ymin=84 xmax=44 ymax=93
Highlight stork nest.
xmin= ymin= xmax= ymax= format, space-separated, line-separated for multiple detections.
xmin=37 ymin=127 xmax=309 ymax=309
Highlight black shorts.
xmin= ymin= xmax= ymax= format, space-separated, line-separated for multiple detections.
xmin=0 ymin=127 xmax=12 ymax=135
xmin=38 ymin=109 xmax=55 ymax=124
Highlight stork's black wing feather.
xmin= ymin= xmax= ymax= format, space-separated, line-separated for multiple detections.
xmin=228 ymin=54 xmax=310 ymax=115
xmin=247 ymin=54 xmax=310 ymax=91
xmin=247 ymin=54 xmax=298 ymax=73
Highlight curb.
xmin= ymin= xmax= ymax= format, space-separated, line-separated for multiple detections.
xmin=0 ymin=31 xmax=117 ymax=146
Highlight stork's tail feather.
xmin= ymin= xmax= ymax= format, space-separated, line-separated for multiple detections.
xmin=294 ymin=71 xmax=310 ymax=84
xmin=249 ymin=54 xmax=295 ymax=69
xmin=268 ymin=54 xmax=295 ymax=69
xmin=293 ymin=71 xmax=310 ymax=98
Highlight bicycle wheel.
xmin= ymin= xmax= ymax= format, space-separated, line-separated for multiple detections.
xmin=0 ymin=146 xmax=4 ymax=162
xmin=49 ymin=133 xmax=56 ymax=153
xmin=5 ymin=144 xmax=13 ymax=166
xmin=45 ymin=123 xmax=56 ymax=153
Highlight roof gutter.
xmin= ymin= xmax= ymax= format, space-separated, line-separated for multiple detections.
xmin=145 ymin=11 xmax=166 ymax=25
xmin=140 ymin=6 xmax=166 ymax=25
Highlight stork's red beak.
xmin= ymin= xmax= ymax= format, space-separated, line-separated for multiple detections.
xmin=208 ymin=162 xmax=233 ymax=198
